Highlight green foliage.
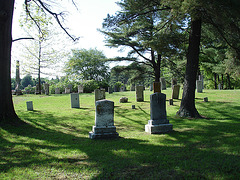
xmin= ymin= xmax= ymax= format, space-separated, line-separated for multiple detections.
xmin=21 ymin=74 xmax=34 ymax=88
xmin=65 ymin=48 xmax=110 ymax=81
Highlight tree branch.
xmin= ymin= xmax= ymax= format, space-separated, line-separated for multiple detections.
xmin=12 ymin=37 xmax=34 ymax=42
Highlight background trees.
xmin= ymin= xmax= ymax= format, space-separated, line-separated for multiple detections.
xmin=64 ymin=48 xmax=110 ymax=82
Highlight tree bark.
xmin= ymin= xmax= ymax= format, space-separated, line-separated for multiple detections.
xmin=177 ymin=19 xmax=202 ymax=118
xmin=0 ymin=0 xmax=21 ymax=125
xmin=214 ymin=73 xmax=217 ymax=89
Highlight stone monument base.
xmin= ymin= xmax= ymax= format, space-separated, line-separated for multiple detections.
xmin=145 ymin=119 xmax=173 ymax=134
xmin=89 ymin=126 xmax=119 ymax=139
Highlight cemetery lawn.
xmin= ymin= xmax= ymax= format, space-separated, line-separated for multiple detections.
xmin=1 ymin=89 xmax=240 ymax=179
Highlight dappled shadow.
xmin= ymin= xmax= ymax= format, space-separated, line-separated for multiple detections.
xmin=1 ymin=101 xmax=240 ymax=179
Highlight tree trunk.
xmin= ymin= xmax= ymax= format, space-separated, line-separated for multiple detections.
xmin=0 ymin=0 xmax=21 ymax=125
xmin=226 ymin=73 xmax=231 ymax=89
xmin=177 ymin=19 xmax=202 ymax=118
xmin=214 ymin=73 xmax=217 ymax=89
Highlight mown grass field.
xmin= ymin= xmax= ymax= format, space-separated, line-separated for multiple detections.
xmin=1 ymin=89 xmax=240 ymax=179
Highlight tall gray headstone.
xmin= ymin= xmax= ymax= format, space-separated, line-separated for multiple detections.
xmin=95 ymin=89 xmax=105 ymax=102
xmin=55 ymin=88 xmax=60 ymax=94
xmin=89 ymin=100 xmax=119 ymax=139
xmin=44 ymin=83 xmax=49 ymax=95
xmin=71 ymin=93 xmax=80 ymax=108
xmin=145 ymin=93 xmax=173 ymax=134
xmin=136 ymin=85 xmax=144 ymax=102
xmin=14 ymin=60 xmax=23 ymax=95
xmin=114 ymin=85 xmax=119 ymax=92
xmin=78 ymin=85 xmax=84 ymax=93
xmin=160 ymin=77 xmax=166 ymax=90
xmin=196 ymin=80 xmax=203 ymax=93
xmin=172 ymin=85 xmax=180 ymax=99
xmin=26 ymin=101 xmax=33 ymax=111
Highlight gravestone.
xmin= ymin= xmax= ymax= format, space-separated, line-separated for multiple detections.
xmin=119 ymin=97 xmax=128 ymax=103
xmin=169 ymin=99 xmax=173 ymax=106
xmin=95 ymin=89 xmax=105 ymax=102
xmin=171 ymin=78 xmax=177 ymax=89
xmin=68 ymin=84 xmax=73 ymax=93
xmin=203 ymin=97 xmax=208 ymax=102
xmin=55 ymin=88 xmax=60 ymax=94
xmin=199 ymin=75 xmax=204 ymax=89
xmin=145 ymin=93 xmax=173 ymax=134
xmin=196 ymin=80 xmax=203 ymax=93
xmin=14 ymin=60 xmax=23 ymax=95
xmin=114 ymin=85 xmax=119 ymax=92
xmin=26 ymin=101 xmax=33 ymax=111
xmin=130 ymin=85 xmax=135 ymax=91
xmin=35 ymin=84 xmax=41 ymax=95
xmin=44 ymin=83 xmax=49 ymax=95
xmin=65 ymin=87 xmax=71 ymax=94
xmin=132 ymin=105 xmax=135 ymax=109
xmin=71 ymin=93 xmax=80 ymax=108
xmin=172 ymin=85 xmax=180 ymax=99
xmin=78 ymin=85 xmax=84 ymax=93
xmin=136 ymin=85 xmax=144 ymax=102
xmin=218 ymin=84 xmax=222 ymax=90
xmin=160 ymin=77 xmax=166 ymax=90
xmin=120 ymin=86 xmax=125 ymax=92
xmin=108 ymin=87 xmax=113 ymax=94
xmin=149 ymin=83 xmax=153 ymax=91
xmin=89 ymin=100 xmax=119 ymax=139
xmin=153 ymin=82 xmax=161 ymax=93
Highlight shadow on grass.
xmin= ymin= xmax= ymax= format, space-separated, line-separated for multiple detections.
xmin=0 ymin=100 xmax=240 ymax=179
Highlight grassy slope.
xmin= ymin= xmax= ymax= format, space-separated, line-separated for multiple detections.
xmin=0 ymin=89 xmax=240 ymax=179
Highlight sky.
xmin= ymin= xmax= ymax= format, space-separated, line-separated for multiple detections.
xmin=11 ymin=0 xmax=129 ymax=78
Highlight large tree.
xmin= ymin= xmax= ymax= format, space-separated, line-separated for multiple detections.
xmin=0 ymin=0 xmax=78 ymax=125
xmin=100 ymin=0 xmax=185 ymax=82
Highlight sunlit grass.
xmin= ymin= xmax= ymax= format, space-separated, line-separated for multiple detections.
xmin=0 ymin=89 xmax=239 ymax=179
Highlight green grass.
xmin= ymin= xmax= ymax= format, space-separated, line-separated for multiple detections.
xmin=1 ymin=89 xmax=240 ymax=179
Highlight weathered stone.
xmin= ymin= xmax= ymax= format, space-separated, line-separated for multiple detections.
xmin=114 ymin=85 xmax=119 ymax=92
xmin=130 ymin=85 xmax=135 ymax=91
xmin=169 ymin=99 xmax=173 ymax=105
xmin=95 ymin=89 xmax=105 ymax=102
xmin=172 ymin=85 xmax=180 ymax=99
xmin=71 ymin=93 xmax=80 ymax=108
xmin=153 ymin=82 xmax=161 ymax=93
xmin=65 ymin=87 xmax=71 ymax=94
xmin=120 ymin=86 xmax=126 ymax=92
xmin=203 ymin=97 xmax=208 ymax=102
xmin=149 ymin=83 xmax=153 ymax=91
xmin=68 ymin=84 xmax=73 ymax=93
xmin=132 ymin=105 xmax=135 ymax=109
xmin=35 ymin=84 xmax=41 ymax=95
xmin=160 ymin=77 xmax=166 ymax=90
xmin=55 ymin=88 xmax=60 ymax=94
xmin=108 ymin=87 xmax=113 ymax=94
xmin=78 ymin=85 xmax=84 ymax=93
xmin=171 ymin=78 xmax=177 ymax=89
xmin=26 ymin=101 xmax=33 ymax=111
xmin=136 ymin=85 xmax=144 ymax=102
xmin=196 ymin=80 xmax=203 ymax=93
xmin=89 ymin=100 xmax=119 ymax=139
xmin=119 ymin=97 xmax=128 ymax=103
xmin=44 ymin=83 xmax=49 ymax=95
xmin=145 ymin=93 xmax=173 ymax=134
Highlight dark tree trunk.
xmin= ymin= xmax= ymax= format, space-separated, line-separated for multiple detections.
xmin=214 ymin=73 xmax=217 ymax=89
xmin=221 ymin=74 xmax=224 ymax=89
xmin=177 ymin=19 xmax=202 ymax=118
xmin=0 ymin=0 xmax=21 ymax=125
xmin=226 ymin=73 xmax=231 ymax=89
